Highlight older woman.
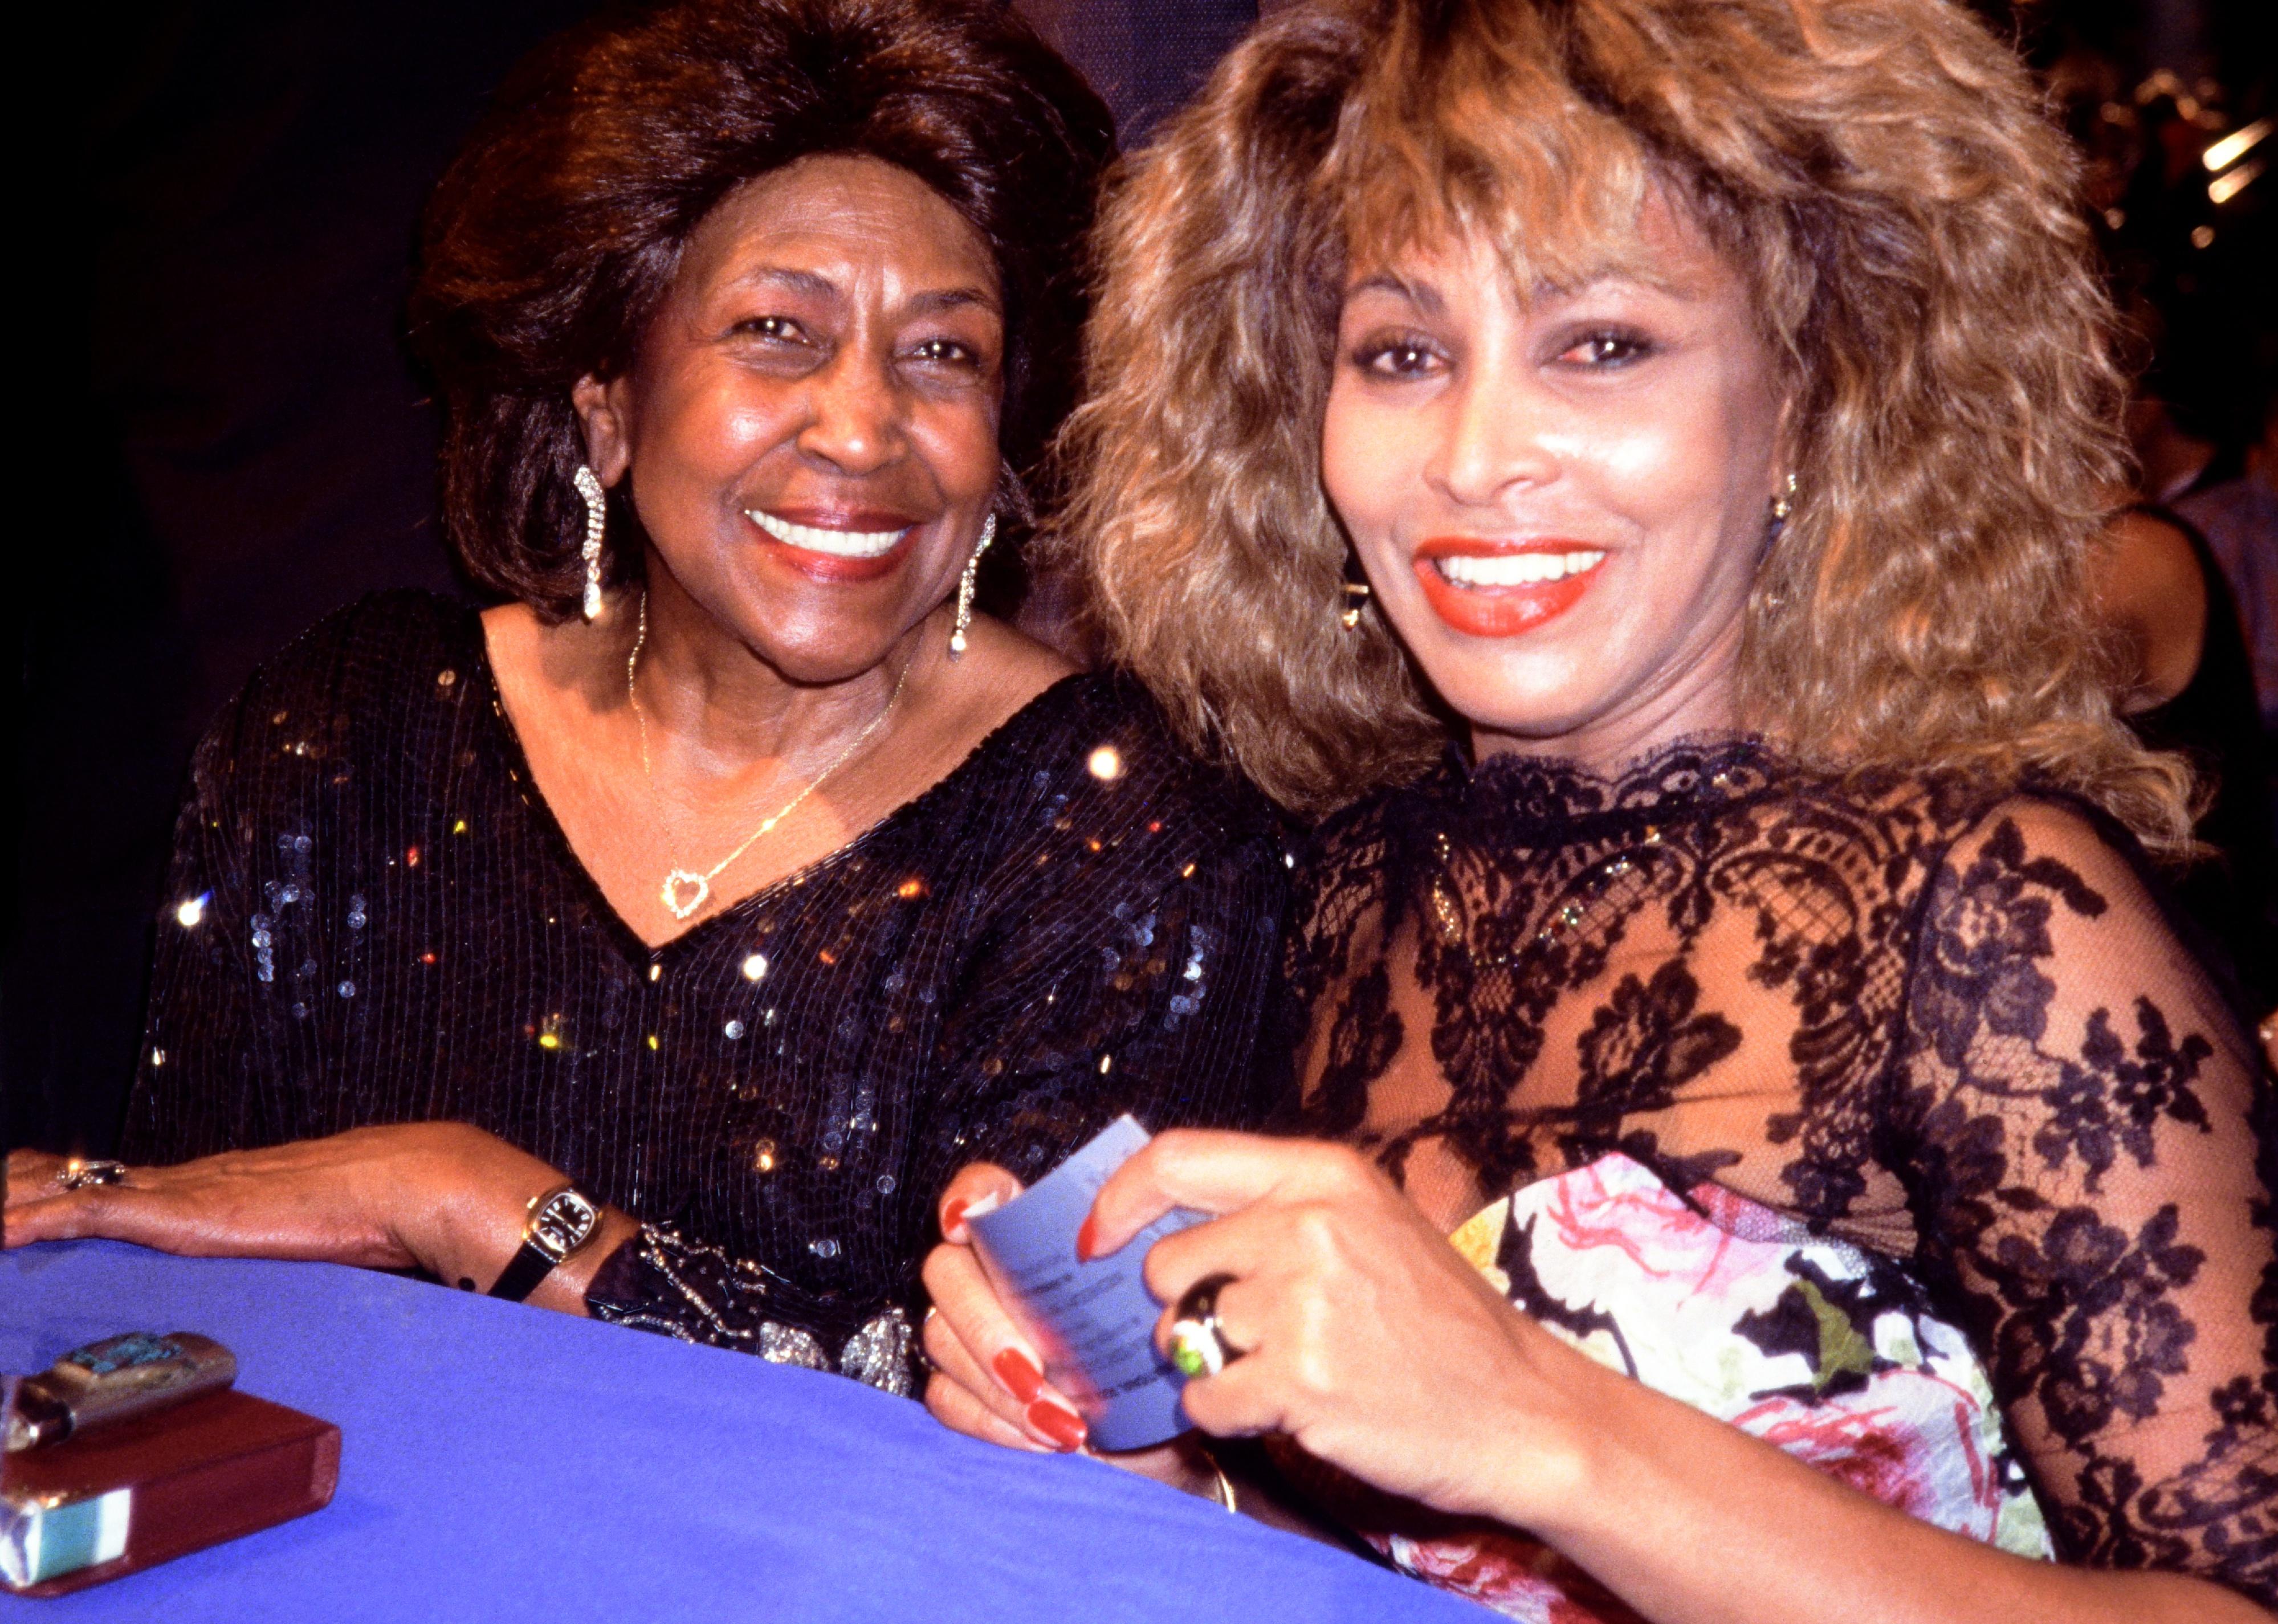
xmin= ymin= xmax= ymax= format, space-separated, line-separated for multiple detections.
xmin=920 ymin=0 xmax=2273 ymax=1614
xmin=3 ymin=0 xmax=1286 ymax=1410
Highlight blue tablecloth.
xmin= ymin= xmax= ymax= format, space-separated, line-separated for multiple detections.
xmin=2 ymin=1241 xmax=1479 ymax=1622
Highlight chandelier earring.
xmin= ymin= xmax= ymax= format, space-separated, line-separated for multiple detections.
xmin=574 ymin=465 xmax=608 ymax=621
xmin=948 ymin=511 xmax=997 ymax=660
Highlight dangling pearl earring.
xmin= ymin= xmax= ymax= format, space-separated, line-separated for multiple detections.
xmin=574 ymin=466 xmax=607 ymax=621
xmin=1770 ymin=471 xmax=1797 ymax=525
xmin=948 ymin=512 xmax=997 ymax=660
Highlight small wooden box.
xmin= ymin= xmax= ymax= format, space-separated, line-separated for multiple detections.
xmin=2 ymin=1388 xmax=339 ymax=1597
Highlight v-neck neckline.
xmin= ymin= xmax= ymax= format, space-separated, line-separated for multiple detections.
xmin=453 ymin=607 xmax=1093 ymax=968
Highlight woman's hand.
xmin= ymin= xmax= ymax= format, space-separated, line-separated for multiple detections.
xmin=919 ymin=1164 xmax=1203 ymax=1491
xmin=1090 ymin=1135 xmax=2271 ymax=1624
xmin=3 ymin=1126 xmax=635 ymax=1312
xmin=919 ymin=1163 xmax=1095 ymax=1454
xmin=1085 ymin=1129 xmax=1611 ymax=1525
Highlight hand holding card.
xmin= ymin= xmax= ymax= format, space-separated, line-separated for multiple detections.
xmin=963 ymin=1117 xmax=1205 ymax=1451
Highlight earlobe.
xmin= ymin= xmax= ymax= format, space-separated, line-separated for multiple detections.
xmin=1767 ymin=392 xmax=1800 ymax=502
xmin=571 ymin=374 xmax=633 ymax=485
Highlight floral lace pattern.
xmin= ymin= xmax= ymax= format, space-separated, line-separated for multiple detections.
xmin=1277 ymin=737 xmax=2274 ymax=1605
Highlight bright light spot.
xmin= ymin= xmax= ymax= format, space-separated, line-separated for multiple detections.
xmin=2208 ymin=159 xmax=2261 ymax=206
xmin=895 ymin=879 xmax=923 ymax=899
xmin=538 ymin=1032 xmax=561 ymax=1051
xmin=1086 ymin=745 xmax=1123 ymax=781
xmin=741 ymin=953 xmax=769 ymax=981
xmin=2203 ymin=117 xmax=2269 ymax=173
xmin=647 ymin=1034 xmax=659 ymax=1051
xmin=174 ymin=893 xmax=210 ymax=928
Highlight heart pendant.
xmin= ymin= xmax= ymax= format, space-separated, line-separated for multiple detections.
xmin=661 ymin=869 xmax=711 ymax=920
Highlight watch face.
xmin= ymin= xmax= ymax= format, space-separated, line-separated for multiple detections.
xmin=528 ymin=1188 xmax=600 ymax=1262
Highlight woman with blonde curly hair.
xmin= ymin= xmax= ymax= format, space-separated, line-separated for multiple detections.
xmin=919 ymin=0 xmax=2273 ymax=1616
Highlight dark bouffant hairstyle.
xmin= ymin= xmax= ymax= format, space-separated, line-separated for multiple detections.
xmin=410 ymin=0 xmax=1115 ymax=619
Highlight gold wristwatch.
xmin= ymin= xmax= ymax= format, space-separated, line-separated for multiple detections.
xmin=488 ymin=1184 xmax=602 ymax=1302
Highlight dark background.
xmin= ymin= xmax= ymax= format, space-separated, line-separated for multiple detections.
xmin=6 ymin=0 xmax=2269 ymax=1159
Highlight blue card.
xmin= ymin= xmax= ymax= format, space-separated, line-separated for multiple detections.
xmin=964 ymin=1116 xmax=1205 ymax=1451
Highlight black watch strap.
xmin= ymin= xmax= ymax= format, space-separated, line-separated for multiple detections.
xmin=488 ymin=1235 xmax=562 ymax=1304
xmin=489 ymin=1184 xmax=599 ymax=1303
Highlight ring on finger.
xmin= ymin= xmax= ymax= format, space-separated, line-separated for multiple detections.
xmin=1169 ymin=1272 xmax=1245 ymax=1378
xmin=56 ymin=1159 xmax=130 ymax=1192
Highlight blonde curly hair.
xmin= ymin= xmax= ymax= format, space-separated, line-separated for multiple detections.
xmin=1049 ymin=0 xmax=2191 ymax=844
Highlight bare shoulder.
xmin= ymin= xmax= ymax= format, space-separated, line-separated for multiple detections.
xmin=2101 ymin=509 xmax=2203 ymax=602
xmin=2096 ymin=510 xmax=2207 ymax=710
xmin=943 ymin=613 xmax=1081 ymax=735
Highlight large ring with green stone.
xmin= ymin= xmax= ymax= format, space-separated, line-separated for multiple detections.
xmin=1168 ymin=1273 xmax=1242 ymax=1379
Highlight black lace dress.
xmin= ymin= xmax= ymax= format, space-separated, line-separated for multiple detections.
xmin=124 ymin=593 xmax=1291 ymax=1392
xmin=1275 ymin=738 xmax=2273 ymax=1609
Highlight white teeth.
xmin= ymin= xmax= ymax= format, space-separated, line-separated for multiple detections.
xmin=1435 ymin=550 xmax=1606 ymax=588
xmin=747 ymin=509 xmax=911 ymax=558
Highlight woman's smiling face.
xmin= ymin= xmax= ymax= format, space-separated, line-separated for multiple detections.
xmin=580 ymin=153 xmax=1004 ymax=683
xmin=1321 ymin=196 xmax=1790 ymax=768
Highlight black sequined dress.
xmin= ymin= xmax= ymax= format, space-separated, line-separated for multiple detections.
xmin=1277 ymin=737 xmax=2274 ymax=1605
xmin=125 ymin=593 xmax=1290 ymax=1392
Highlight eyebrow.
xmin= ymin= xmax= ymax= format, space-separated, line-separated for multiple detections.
xmin=729 ymin=266 xmax=1001 ymax=317
xmin=907 ymin=286 xmax=1000 ymax=317
xmin=1348 ymin=264 xmax=1712 ymax=319
xmin=1347 ymin=272 xmax=1443 ymax=313
xmin=735 ymin=266 xmax=839 ymax=299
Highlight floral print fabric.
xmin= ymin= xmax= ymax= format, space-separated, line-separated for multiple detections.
xmin=1362 ymin=1153 xmax=2051 ymax=1622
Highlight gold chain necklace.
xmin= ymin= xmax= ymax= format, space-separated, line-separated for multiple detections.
xmin=626 ymin=593 xmax=910 ymax=921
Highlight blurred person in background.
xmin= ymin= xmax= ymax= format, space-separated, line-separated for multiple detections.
xmin=2177 ymin=385 xmax=2278 ymax=743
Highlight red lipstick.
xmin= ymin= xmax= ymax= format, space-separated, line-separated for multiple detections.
xmin=746 ymin=506 xmax=924 ymax=586
xmin=1412 ymin=537 xmax=1608 ymax=639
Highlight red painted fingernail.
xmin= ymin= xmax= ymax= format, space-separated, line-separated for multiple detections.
xmin=1075 ymin=1215 xmax=1098 ymax=1263
xmin=942 ymin=1198 xmax=968 ymax=1238
xmin=993 ymin=1347 xmax=1045 ymax=1404
xmin=1028 ymin=1399 xmax=1086 ymax=1452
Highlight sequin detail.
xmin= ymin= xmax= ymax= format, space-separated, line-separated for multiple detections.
xmin=128 ymin=591 xmax=1288 ymax=1393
